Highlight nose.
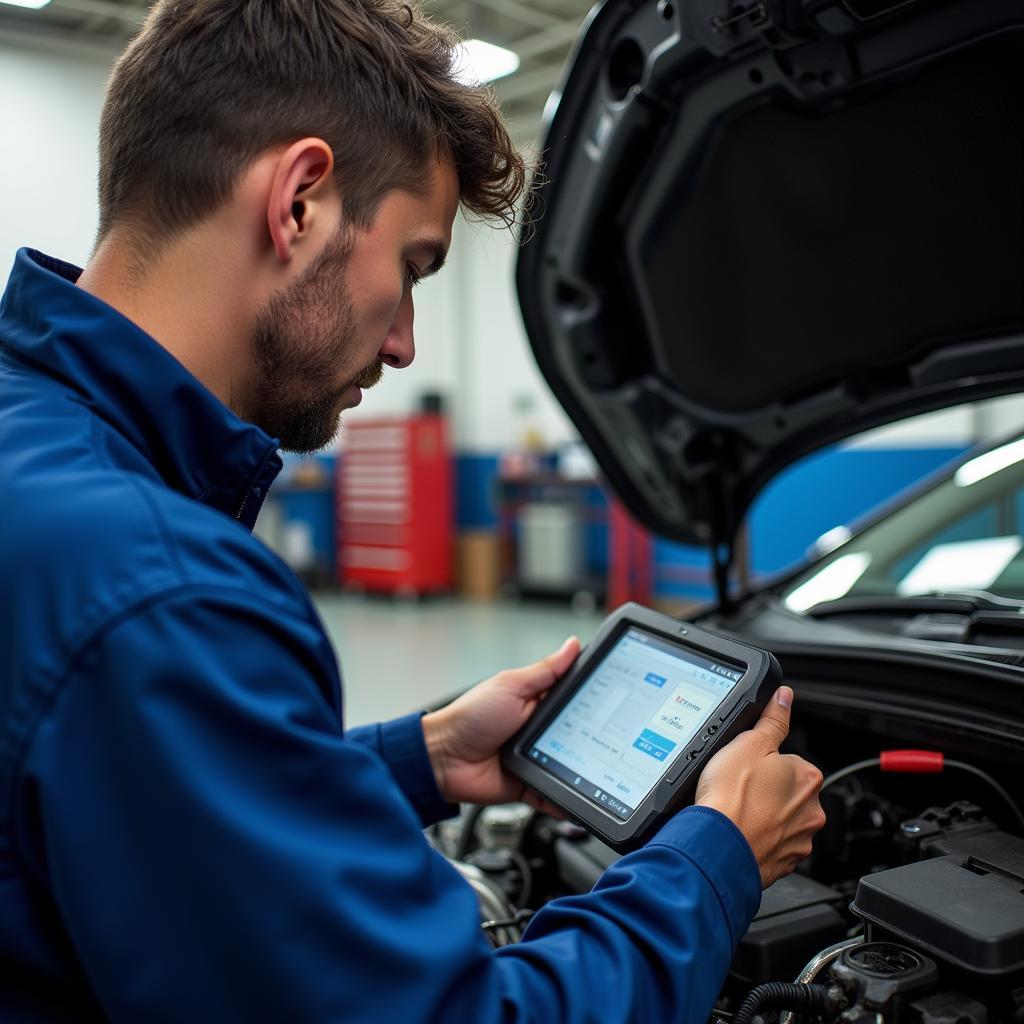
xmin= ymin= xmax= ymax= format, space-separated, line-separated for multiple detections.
xmin=378 ymin=287 xmax=415 ymax=370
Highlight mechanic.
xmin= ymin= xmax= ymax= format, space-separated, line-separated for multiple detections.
xmin=0 ymin=1 xmax=825 ymax=1020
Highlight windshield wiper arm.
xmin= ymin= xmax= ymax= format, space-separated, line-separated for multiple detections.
xmin=805 ymin=589 xmax=1024 ymax=618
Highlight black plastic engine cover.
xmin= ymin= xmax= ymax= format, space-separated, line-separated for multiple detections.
xmin=732 ymin=874 xmax=846 ymax=985
xmin=854 ymin=830 xmax=1024 ymax=979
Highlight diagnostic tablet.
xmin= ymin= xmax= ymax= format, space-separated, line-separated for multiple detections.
xmin=503 ymin=603 xmax=782 ymax=851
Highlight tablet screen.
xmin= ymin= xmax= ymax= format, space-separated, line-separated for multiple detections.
xmin=528 ymin=628 xmax=744 ymax=820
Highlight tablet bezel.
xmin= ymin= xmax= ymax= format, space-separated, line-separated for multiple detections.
xmin=502 ymin=602 xmax=780 ymax=851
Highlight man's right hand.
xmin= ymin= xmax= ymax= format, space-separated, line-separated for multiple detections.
xmin=694 ymin=686 xmax=825 ymax=888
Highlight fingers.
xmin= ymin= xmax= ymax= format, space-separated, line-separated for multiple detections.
xmin=542 ymin=635 xmax=580 ymax=676
xmin=751 ymin=685 xmax=793 ymax=750
xmin=522 ymin=789 xmax=568 ymax=820
xmin=499 ymin=635 xmax=581 ymax=699
xmin=771 ymin=767 xmax=826 ymax=881
xmin=783 ymin=802 xmax=825 ymax=866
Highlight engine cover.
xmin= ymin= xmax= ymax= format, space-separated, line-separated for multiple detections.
xmin=853 ymin=820 xmax=1024 ymax=979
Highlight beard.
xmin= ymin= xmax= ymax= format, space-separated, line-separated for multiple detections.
xmin=249 ymin=227 xmax=384 ymax=453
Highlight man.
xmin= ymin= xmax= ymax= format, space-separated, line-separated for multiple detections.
xmin=0 ymin=1 xmax=825 ymax=1020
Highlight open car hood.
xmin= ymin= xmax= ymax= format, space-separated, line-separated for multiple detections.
xmin=516 ymin=0 xmax=1024 ymax=565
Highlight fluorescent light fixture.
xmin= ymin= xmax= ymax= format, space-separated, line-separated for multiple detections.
xmin=955 ymin=437 xmax=1024 ymax=488
xmin=0 ymin=0 xmax=52 ymax=7
xmin=896 ymin=536 xmax=1023 ymax=597
xmin=784 ymin=552 xmax=872 ymax=613
xmin=453 ymin=39 xmax=520 ymax=85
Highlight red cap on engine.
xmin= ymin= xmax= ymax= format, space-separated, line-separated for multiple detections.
xmin=880 ymin=749 xmax=945 ymax=773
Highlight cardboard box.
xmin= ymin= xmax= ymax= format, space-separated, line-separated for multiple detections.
xmin=456 ymin=530 xmax=501 ymax=601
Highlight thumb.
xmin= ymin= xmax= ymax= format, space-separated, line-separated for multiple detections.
xmin=501 ymin=635 xmax=580 ymax=699
xmin=752 ymin=686 xmax=793 ymax=749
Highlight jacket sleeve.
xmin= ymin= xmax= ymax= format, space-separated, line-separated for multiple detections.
xmin=346 ymin=714 xmax=457 ymax=827
xmin=17 ymin=586 xmax=762 ymax=1024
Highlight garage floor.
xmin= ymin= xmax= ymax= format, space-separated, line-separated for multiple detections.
xmin=311 ymin=593 xmax=603 ymax=728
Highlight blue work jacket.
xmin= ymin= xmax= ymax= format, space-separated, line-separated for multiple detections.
xmin=0 ymin=248 xmax=762 ymax=1022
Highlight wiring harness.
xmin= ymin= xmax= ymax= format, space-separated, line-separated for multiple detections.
xmin=821 ymin=749 xmax=1024 ymax=831
xmin=734 ymin=981 xmax=844 ymax=1024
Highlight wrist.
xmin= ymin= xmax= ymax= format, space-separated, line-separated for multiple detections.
xmin=695 ymin=796 xmax=751 ymax=850
xmin=421 ymin=710 xmax=452 ymax=800
xmin=695 ymin=795 xmax=738 ymax=822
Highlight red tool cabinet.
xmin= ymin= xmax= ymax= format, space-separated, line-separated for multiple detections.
xmin=336 ymin=414 xmax=453 ymax=595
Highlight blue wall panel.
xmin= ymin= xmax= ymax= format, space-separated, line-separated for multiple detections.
xmin=456 ymin=454 xmax=501 ymax=529
xmin=651 ymin=540 xmax=715 ymax=602
xmin=271 ymin=453 xmax=338 ymax=574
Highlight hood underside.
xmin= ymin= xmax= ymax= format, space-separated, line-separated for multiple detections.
xmin=517 ymin=0 xmax=1024 ymax=557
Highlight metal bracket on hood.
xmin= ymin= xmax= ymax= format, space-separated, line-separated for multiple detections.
xmin=709 ymin=2 xmax=772 ymax=35
xmin=690 ymin=0 xmax=810 ymax=54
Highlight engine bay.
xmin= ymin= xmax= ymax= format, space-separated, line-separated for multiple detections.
xmin=430 ymin=694 xmax=1024 ymax=1024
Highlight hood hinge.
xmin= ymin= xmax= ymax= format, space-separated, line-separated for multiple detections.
xmin=685 ymin=431 xmax=741 ymax=613
xmin=706 ymin=478 xmax=738 ymax=614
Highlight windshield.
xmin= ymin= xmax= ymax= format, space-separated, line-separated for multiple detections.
xmin=782 ymin=435 xmax=1024 ymax=612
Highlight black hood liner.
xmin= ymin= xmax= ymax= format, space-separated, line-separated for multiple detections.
xmin=517 ymin=0 xmax=1024 ymax=562
xmin=647 ymin=40 xmax=1024 ymax=414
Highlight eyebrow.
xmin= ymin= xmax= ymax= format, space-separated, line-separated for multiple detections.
xmin=410 ymin=239 xmax=448 ymax=278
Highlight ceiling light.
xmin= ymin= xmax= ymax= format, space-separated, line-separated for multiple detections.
xmin=0 ymin=0 xmax=52 ymax=8
xmin=955 ymin=437 xmax=1024 ymax=487
xmin=454 ymin=39 xmax=520 ymax=85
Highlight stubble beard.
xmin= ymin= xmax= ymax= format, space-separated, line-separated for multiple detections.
xmin=249 ymin=227 xmax=384 ymax=453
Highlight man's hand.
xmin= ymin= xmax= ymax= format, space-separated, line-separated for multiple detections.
xmin=695 ymin=686 xmax=825 ymax=888
xmin=421 ymin=636 xmax=581 ymax=808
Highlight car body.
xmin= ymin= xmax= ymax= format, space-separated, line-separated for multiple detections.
xmin=438 ymin=4 xmax=1024 ymax=1020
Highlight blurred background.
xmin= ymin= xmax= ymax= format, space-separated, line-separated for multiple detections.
xmin=3 ymin=0 xmax=1023 ymax=724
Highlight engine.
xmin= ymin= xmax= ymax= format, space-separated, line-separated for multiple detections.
xmin=432 ymin=789 xmax=1024 ymax=1024
xmin=815 ymin=802 xmax=1024 ymax=1024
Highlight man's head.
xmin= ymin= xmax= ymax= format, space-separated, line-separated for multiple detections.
xmin=96 ymin=0 xmax=525 ymax=451
xmin=245 ymin=148 xmax=460 ymax=451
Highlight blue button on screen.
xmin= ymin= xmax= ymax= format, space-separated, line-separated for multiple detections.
xmin=644 ymin=672 xmax=667 ymax=688
xmin=633 ymin=728 xmax=677 ymax=760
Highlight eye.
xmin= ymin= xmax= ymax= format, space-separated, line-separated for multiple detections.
xmin=405 ymin=263 xmax=422 ymax=288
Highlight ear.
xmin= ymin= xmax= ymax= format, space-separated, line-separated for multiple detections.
xmin=266 ymin=138 xmax=336 ymax=264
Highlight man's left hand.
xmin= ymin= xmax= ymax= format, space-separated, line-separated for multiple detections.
xmin=421 ymin=635 xmax=581 ymax=808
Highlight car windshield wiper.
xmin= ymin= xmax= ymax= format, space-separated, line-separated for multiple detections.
xmin=803 ymin=590 xmax=1024 ymax=641
xmin=805 ymin=590 xmax=1024 ymax=616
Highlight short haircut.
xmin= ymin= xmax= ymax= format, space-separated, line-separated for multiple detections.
xmin=97 ymin=0 xmax=527 ymax=244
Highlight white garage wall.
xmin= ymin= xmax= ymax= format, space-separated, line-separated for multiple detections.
xmin=453 ymin=213 xmax=577 ymax=452
xmin=0 ymin=42 xmax=116 ymax=274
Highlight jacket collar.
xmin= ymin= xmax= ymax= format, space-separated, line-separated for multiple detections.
xmin=0 ymin=248 xmax=282 ymax=530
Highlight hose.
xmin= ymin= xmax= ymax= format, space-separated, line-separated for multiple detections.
xmin=508 ymin=849 xmax=534 ymax=909
xmin=454 ymin=804 xmax=486 ymax=861
xmin=778 ymin=936 xmax=864 ymax=1024
xmin=449 ymin=860 xmax=520 ymax=947
xmin=734 ymin=982 xmax=839 ymax=1024
xmin=792 ymin=936 xmax=864 ymax=985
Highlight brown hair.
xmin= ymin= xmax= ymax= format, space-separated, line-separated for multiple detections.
xmin=97 ymin=0 xmax=527 ymax=244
